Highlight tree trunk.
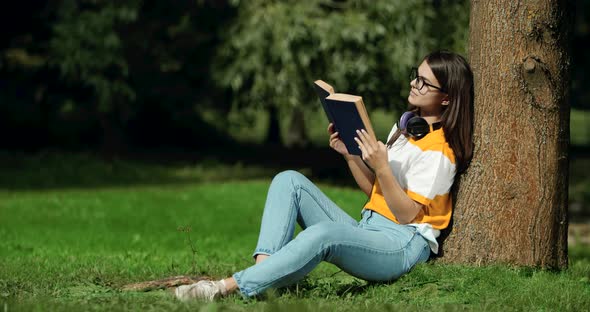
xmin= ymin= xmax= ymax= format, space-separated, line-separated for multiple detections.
xmin=265 ymin=105 xmax=282 ymax=146
xmin=440 ymin=0 xmax=572 ymax=268
xmin=285 ymin=106 xmax=310 ymax=148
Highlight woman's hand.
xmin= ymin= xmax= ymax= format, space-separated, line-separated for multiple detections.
xmin=354 ymin=129 xmax=389 ymax=172
xmin=327 ymin=123 xmax=350 ymax=156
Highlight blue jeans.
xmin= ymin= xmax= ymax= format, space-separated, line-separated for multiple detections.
xmin=232 ymin=170 xmax=431 ymax=297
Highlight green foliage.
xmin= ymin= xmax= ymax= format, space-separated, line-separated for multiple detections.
xmin=571 ymin=108 xmax=590 ymax=146
xmin=431 ymin=0 xmax=470 ymax=55
xmin=213 ymin=0 xmax=470 ymax=121
xmin=49 ymin=0 xmax=139 ymax=112
xmin=568 ymin=109 xmax=589 ymax=212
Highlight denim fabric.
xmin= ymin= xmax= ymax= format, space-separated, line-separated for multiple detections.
xmin=233 ymin=170 xmax=430 ymax=298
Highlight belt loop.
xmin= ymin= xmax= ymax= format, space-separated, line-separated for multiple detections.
xmin=360 ymin=209 xmax=372 ymax=221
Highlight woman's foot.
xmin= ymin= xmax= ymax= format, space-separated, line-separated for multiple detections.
xmin=174 ymin=280 xmax=227 ymax=302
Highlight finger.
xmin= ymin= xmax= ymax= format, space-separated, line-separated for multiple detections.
xmin=329 ymin=134 xmax=340 ymax=147
xmin=330 ymin=132 xmax=339 ymax=140
xmin=359 ymin=129 xmax=375 ymax=145
xmin=356 ymin=130 xmax=374 ymax=152
xmin=355 ymin=130 xmax=366 ymax=143
xmin=356 ymin=129 xmax=371 ymax=144
xmin=327 ymin=123 xmax=334 ymax=134
xmin=354 ymin=137 xmax=367 ymax=157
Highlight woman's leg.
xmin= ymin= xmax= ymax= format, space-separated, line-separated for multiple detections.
xmin=233 ymin=218 xmax=431 ymax=298
xmin=253 ymin=170 xmax=357 ymax=260
xmin=175 ymin=170 xmax=361 ymax=301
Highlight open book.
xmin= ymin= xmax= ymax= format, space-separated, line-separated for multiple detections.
xmin=313 ymin=80 xmax=376 ymax=156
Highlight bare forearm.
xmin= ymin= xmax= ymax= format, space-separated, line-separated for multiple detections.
xmin=375 ymin=167 xmax=421 ymax=224
xmin=344 ymin=155 xmax=375 ymax=196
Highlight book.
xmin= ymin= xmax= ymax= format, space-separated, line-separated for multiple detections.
xmin=313 ymin=80 xmax=376 ymax=156
xmin=313 ymin=80 xmax=335 ymax=123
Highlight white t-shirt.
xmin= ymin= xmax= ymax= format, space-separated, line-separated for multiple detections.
xmin=364 ymin=123 xmax=456 ymax=254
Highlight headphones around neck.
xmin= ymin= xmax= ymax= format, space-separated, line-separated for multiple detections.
xmin=398 ymin=111 xmax=442 ymax=139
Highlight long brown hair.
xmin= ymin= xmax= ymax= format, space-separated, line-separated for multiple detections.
xmin=387 ymin=51 xmax=474 ymax=174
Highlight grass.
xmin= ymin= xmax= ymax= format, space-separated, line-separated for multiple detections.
xmin=1 ymin=156 xmax=589 ymax=311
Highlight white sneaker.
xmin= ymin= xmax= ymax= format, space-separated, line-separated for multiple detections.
xmin=175 ymin=280 xmax=227 ymax=302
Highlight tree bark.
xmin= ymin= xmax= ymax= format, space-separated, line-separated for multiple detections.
xmin=440 ymin=0 xmax=572 ymax=268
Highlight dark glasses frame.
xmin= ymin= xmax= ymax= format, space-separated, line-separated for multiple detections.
xmin=410 ymin=67 xmax=446 ymax=93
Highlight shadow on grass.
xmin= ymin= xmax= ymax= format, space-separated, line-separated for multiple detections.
xmin=0 ymin=143 xmax=356 ymax=191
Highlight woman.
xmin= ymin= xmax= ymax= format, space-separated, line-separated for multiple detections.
xmin=175 ymin=50 xmax=474 ymax=301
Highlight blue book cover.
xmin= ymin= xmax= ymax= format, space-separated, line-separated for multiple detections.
xmin=324 ymin=93 xmax=376 ymax=156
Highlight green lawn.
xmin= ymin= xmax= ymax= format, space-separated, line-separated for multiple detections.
xmin=1 ymin=159 xmax=589 ymax=311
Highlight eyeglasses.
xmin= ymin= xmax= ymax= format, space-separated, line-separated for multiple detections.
xmin=410 ymin=67 xmax=445 ymax=93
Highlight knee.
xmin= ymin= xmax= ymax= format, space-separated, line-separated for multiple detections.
xmin=272 ymin=170 xmax=306 ymax=188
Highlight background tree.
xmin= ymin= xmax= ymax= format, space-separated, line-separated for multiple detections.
xmin=441 ymin=0 xmax=572 ymax=268
xmin=117 ymin=0 xmax=235 ymax=149
xmin=571 ymin=0 xmax=590 ymax=111
xmin=0 ymin=0 xmax=471 ymax=150
xmin=213 ymin=0 xmax=453 ymax=147
xmin=3 ymin=0 xmax=236 ymax=152
xmin=48 ymin=0 xmax=139 ymax=152
xmin=0 ymin=1 xmax=58 ymax=150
